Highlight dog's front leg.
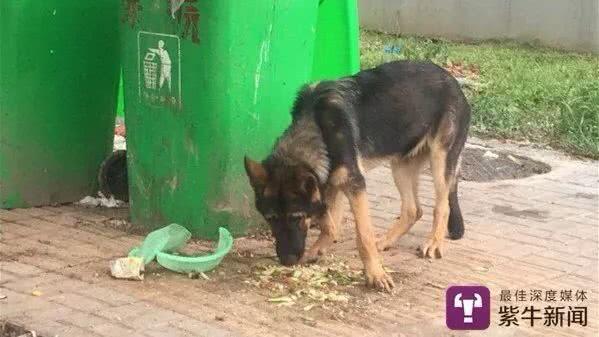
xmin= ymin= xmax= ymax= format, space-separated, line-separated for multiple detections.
xmin=301 ymin=187 xmax=343 ymax=264
xmin=344 ymin=183 xmax=394 ymax=292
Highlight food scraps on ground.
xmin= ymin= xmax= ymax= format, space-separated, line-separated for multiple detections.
xmin=248 ymin=259 xmax=395 ymax=310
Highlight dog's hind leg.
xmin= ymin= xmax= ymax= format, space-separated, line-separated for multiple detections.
xmin=420 ymin=139 xmax=453 ymax=259
xmin=377 ymin=154 xmax=426 ymax=251
xmin=446 ymin=135 xmax=467 ymax=241
xmin=448 ymin=175 xmax=465 ymax=240
xmin=301 ymin=187 xmax=343 ymax=263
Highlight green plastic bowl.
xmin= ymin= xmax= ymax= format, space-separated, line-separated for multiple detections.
xmin=128 ymin=223 xmax=191 ymax=265
xmin=156 ymin=227 xmax=233 ymax=273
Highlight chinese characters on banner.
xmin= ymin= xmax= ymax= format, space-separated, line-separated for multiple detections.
xmin=498 ymin=289 xmax=588 ymax=328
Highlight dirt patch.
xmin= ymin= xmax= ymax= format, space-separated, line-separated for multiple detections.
xmin=244 ymin=226 xmax=273 ymax=242
xmin=66 ymin=204 xmax=149 ymax=236
xmin=0 ymin=321 xmax=39 ymax=337
xmin=573 ymin=192 xmax=597 ymax=200
xmin=492 ymin=205 xmax=548 ymax=220
xmin=460 ymin=147 xmax=551 ymax=182
xmin=98 ymin=218 xmax=148 ymax=236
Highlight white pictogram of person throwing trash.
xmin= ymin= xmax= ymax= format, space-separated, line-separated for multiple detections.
xmin=148 ymin=40 xmax=172 ymax=92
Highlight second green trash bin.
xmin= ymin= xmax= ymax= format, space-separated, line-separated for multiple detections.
xmin=0 ymin=1 xmax=121 ymax=208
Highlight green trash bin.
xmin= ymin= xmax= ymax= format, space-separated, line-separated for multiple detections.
xmin=0 ymin=1 xmax=121 ymax=208
xmin=122 ymin=1 xmax=320 ymax=238
xmin=312 ymin=0 xmax=360 ymax=80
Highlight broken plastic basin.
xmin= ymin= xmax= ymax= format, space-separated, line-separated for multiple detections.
xmin=156 ymin=227 xmax=233 ymax=273
xmin=129 ymin=223 xmax=192 ymax=265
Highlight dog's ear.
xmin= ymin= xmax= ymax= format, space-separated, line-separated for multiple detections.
xmin=300 ymin=173 xmax=321 ymax=203
xmin=244 ymin=156 xmax=268 ymax=189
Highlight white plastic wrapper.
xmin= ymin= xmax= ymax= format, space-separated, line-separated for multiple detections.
xmin=78 ymin=192 xmax=125 ymax=208
xmin=110 ymin=256 xmax=144 ymax=281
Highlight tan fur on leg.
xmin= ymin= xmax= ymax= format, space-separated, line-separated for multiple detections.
xmin=301 ymin=187 xmax=343 ymax=263
xmin=420 ymin=142 xmax=450 ymax=258
xmin=377 ymin=155 xmax=425 ymax=251
xmin=346 ymin=189 xmax=394 ymax=291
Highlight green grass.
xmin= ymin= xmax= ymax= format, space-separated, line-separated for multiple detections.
xmin=360 ymin=30 xmax=599 ymax=158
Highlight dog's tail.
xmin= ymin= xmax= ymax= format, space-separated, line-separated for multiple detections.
xmin=448 ymin=185 xmax=464 ymax=240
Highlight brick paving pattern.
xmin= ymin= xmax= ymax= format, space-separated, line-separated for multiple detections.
xmin=1 ymin=139 xmax=597 ymax=337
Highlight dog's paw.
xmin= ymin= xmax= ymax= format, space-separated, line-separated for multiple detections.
xmin=299 ymin=253 xmax=320 ymax=265
xmin=365 ymin=266 xmax=395 ymax=292
xmin=376 ymin=237 xmax=393 ymax=252
xmin=299 ymin=247 xmax=325 ymax=265
xmin=419 ymin=238 xmax=444 ymax=258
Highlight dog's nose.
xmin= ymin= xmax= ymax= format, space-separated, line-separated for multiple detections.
xmin=280 ymin=254 xmax=299 ymax=266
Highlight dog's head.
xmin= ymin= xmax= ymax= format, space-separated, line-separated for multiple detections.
xmin=244 ymin=156 xmax=325 ymax=266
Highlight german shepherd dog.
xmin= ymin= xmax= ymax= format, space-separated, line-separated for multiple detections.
xmin=244 ymin=61 xmax=471 ymax=291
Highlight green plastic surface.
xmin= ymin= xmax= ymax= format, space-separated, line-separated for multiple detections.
xmin=121 ymin=1 xmax=320 ymax=238
xmin=156 ymin=227 xmax=233 ymax=273
xmin=0 ymin=1 xmax=120 ymax=208
xmin=129 ymin=223 xmax=192 ymax=265
xmin=312 ymin=0 xmax=360 ymax=80
xmin=116 ymin=71 xmax=124 ymax=118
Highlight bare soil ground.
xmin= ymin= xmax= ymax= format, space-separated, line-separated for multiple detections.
xmin=460 ymin=147 xmax=551 ymax=182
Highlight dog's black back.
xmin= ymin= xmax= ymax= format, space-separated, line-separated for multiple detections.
xmin=292 ymin=61 xmax=469 ymax=167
